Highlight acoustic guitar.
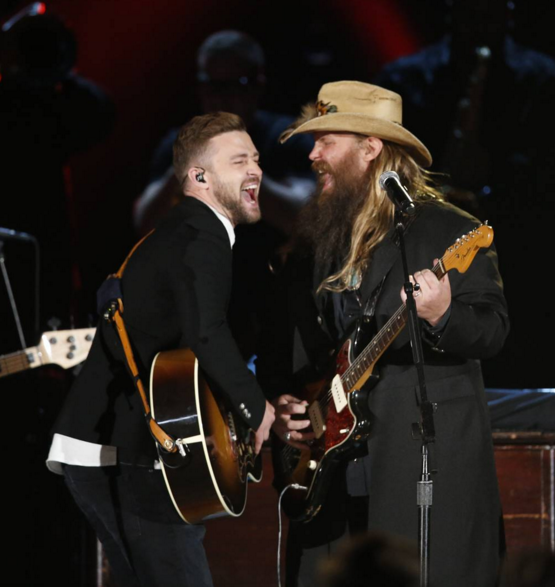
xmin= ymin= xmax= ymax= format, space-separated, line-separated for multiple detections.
xmin=150 ymin=348 xmax=261 ymax=524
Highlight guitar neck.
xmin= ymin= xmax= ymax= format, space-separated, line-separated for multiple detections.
xmin=342 ymin=260 xmax=446 ymax=390
xmin=0 ymin=328 xmax=96 ymax=380
xmin=0 ymin=347 xmax=40 ymax=378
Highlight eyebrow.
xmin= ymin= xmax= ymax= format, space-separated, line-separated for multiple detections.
xmin=230 ymin=151 xmax=260 ymax=161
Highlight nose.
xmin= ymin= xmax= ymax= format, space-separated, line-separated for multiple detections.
xmin=309 ymin=143 xmax=320 ymax=161
xmin=249 ymin=159 xmax=263 ymax=178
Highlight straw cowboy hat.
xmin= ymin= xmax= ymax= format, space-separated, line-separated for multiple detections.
xmin=280 ymin=80 xmax=432 ymax=167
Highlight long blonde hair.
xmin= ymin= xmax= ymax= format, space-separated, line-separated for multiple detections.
xmin=319 ymin=141 xmax=443 ymax=293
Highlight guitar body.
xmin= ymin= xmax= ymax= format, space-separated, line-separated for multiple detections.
xmin=273 ymin=338 xmax=375 ymax=522
xmin=150 ymin=348 xmax=261 ymax=525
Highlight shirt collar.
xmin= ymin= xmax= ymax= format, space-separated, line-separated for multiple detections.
xmin=205 ymin=204 xmax=235 ymax=248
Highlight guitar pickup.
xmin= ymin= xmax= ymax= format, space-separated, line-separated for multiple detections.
xmin=331 ymin=375 xmax=347 ymax=413
xmin=308 ymin=401 xmax=326 ymax=439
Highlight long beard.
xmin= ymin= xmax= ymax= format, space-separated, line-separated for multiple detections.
xmin=295 ymin=162 xmax=371 ymax=269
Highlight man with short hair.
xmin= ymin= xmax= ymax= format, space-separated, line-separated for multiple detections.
xmin=257 ymin=81 xmax=509 ymax=587
xmin=133 ymin=29 xmax=314 ymax=237
xmin=133 ymin=30 xmax=315 ymax=365
xmin=47 ymin=111 xmax=275 ymax=587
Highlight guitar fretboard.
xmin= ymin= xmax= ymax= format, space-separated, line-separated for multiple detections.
xmin=341 ymin=259 xmax=446 ymax=390
xmin=0 ymin=348 xmax=38 ymax=378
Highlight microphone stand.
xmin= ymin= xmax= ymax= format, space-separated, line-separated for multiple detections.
xmin=0 ymin=229 xmax=41 ymax=349
xmin=394 ymin=210 xmax=436 ymax=587
xmin=0 ymin=240 xmax=28 ymax=349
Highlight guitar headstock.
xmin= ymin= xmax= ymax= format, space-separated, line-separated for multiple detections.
xmin=441 ymin=224 xmax=494 ymax=274
xmin=37 ymin=328 xmax=96 ymax=369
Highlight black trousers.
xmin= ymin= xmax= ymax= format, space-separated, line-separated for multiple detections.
xmin=64 ymin=463 xmax=213 ymax=587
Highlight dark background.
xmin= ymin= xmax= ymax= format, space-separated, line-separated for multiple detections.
xmin=3 ymin=0 xmax=553 ymax=305
xmin=1 ymin=0 xmax=553 ymax=317
xmin=1 ymin=0 xmax=554 ymax=585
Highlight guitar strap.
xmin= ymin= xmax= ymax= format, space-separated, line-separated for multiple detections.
xmin=97 ymin=231 xmax=178 ymax=454
xmin=345 ymin=211 xmax=418 ymax=340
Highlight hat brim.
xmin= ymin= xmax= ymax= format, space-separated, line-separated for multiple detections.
xmin=283 ymin=113 xmax=432 ymax=168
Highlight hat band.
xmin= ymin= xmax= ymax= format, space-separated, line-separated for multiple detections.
xmin=315 ymin=96 xmax=402 ymax=125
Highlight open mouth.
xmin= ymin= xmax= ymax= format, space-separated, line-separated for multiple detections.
xmin=241 ymin=182 xmax=259 ymax=205
xmin=312 ymin=163 xmax=334 ymax=192
xmin=319 ymin=172 xmax=333 ymax=191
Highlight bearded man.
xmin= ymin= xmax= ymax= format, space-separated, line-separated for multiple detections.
xmin=47 ymin=112 xmax=275 ymax=587
xmin=256 ymin=82 xmax=509 ymax=587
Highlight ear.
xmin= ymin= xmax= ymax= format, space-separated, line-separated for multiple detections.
xmin=361 ymin=136 xmax=383 ymax=163
xmin=187 ymin=167 xmax=208 ymax=188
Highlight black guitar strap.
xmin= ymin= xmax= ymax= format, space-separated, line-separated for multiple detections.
xmin=97 ymin=231 xmax=178 ymax=455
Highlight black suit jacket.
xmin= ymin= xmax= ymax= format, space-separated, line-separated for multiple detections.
xmin=55 ymin=198 xmax=266 ymax=457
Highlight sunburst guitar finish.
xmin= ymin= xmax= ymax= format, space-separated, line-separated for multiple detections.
xmin=150 ymin=348 xmax=261 ymax=524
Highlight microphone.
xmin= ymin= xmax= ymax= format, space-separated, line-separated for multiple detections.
xmin=379 ymin=171 xmax=416 ymax=216
xmin=0 ymin=227 xmax=38 ymax=242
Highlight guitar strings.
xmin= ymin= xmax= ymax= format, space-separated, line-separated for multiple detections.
xmin=279 ymin=258 xmax=447 ymax=462
xmin=340 ymin=257 xmax=443 ymax=389
xmin=0 ymin=352 xmax=32 ymax=375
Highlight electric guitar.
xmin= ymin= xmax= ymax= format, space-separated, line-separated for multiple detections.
xmin=0 ymin=328 xmax=96 ymax=379
xmin=149 ymin=348 xmax=262 ymax=524
xmin=273 ymin=224 xmax=494 ymax=522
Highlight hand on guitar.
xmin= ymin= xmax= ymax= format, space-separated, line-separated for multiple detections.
xmin=271 ymin=394 xmax=315 ymax=450
xmin=400 ymin=259 xmax=452 ymax=328
xmin=254 ymin=400 xmax=276 ymax=454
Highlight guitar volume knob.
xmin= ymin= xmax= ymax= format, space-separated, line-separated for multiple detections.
xmin=307 ymin=460 xmax=318 ymax=470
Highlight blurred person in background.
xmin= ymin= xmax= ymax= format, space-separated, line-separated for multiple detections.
xmin=0 ymin=3 xmax=115 ymax=585
xmin=373 ymin=0 xmax=555 ymax=389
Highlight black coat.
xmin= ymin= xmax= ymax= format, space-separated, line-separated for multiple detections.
xmin=54 ymin=198 xmax=266 ymax=458
xmin=257 ymin=200 xmax=509 ymax=587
